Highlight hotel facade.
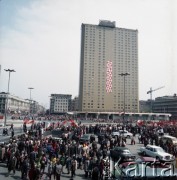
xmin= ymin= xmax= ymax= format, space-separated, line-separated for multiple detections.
xmin=78 ymin=20 xmax=139 ymax=113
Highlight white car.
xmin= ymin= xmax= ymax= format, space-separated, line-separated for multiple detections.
xmin=119 ymin=130 xmax=133 ymax=138
xmin=140 ymin=145 xmax=175 ymax=162
xmin=112 ymin=130 xmax=133 ymax=138
xmin=112 ymin=131 xmax=120 ymax=137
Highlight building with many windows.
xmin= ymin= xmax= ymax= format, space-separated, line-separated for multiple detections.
xmin=79 ymin=20 xmax=139 ymax=112
xmin=0 ymin=92 xmax=45 ymax=118
xmin=139 ymin=100 xmax=151 ymax=113
xmin=70 ymin=96 xmax=79 ymax=111
xmin=0 ymin=92 xmax=30 ymax=115
xmin=50 ymin=94 xmax=72 ymax=114
xmin=153 ymin=94 xmax=177 ymax=120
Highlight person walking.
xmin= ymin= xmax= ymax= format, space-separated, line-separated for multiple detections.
xmin=84 ymin=156 xmax=90 ymax=178
xmin=11 ymin=129 xmax=14 ymax=138
xmin=60 ymin=153 xmax=66 ymax=173
xmin=21 ymin=155 xmax=29 ymax=179
xmin=8 ymin=153 xmax=17 ymax=175
xmin=71 ymin=157 xmax=77 ymax=178
xmin=92 ymin=166 xmax=99 ymax=180
xmin=66 ymin=156 xmax=72 ymax=174
xmin=47 ymin=161 xmax=53 ymax=180
xmin=99 ymin=159 xmax=104 ymax=180
xmin=131 ymin=136 xmax=135 ymax=145
xmin=55 ymin=161 xmax=62 ymax=180
xmin=40 ymin=154 xmax=46 ymax=174
xmin=10 ymin=123 xmax=14 ymax=131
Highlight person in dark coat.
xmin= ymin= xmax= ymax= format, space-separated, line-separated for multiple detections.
xmin=92 ymin=166 xmax=99 ymax=180
xmin=8 ymin=153 xmax=17 ymax=175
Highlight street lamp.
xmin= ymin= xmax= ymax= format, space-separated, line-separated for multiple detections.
xmin=28 ymin=87 xmax=34 ymax=116
xmin=48 ymin=96 xmax=52 ymax=115
xmin=119 ymin=72 xmax=130 ymax=123
xmin=4 ymin=69 xmax=16 ymax=126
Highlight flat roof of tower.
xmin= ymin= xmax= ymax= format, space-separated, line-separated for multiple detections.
xmin=98 ymin=20 xmax=116 ymax=28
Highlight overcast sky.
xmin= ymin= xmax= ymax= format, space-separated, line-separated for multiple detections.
xmin=0 ymin=0 xmax=177 ymax=108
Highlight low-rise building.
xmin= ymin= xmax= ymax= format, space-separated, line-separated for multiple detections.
xmin=153 ymin=94 xmax=177 ymax=120
xmin=139 ymin=100 xmax=151 ymax=113
xmin=50 ymin=94 xmax=72 ymax=114
xmin=0 ymin=92 xmax=30 ymax=115
xmin=0 ymin=92 xmax=45 ymax=117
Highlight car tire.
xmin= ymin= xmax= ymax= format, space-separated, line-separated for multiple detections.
xmin=127 ymin=135 xmax=130 ymax=138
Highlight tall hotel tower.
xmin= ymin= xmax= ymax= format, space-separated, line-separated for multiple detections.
xmin=79 ymin=20 xmax=139 ymax=113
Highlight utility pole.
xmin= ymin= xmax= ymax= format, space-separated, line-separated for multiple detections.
xmin=119 ymin=72 xmax=130 ymax=123
xmin=28 ymin=87 xmax=34 ymax=117
xmin=4 ymin=69 xmax=15 ymax=126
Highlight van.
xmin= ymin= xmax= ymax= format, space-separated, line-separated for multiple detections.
xmin=160 ymin=135 xmax=177 ymax=146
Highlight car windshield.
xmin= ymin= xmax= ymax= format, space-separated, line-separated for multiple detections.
xmin=122 ymin=150 xmax=131 ymax=154
xmin=82 ymin=134 xmax=90 ymax=138
xmin=51 ymin=130 xmax=66 ymax=136
xmin=155 ymin=147 xmax=165 ymax=153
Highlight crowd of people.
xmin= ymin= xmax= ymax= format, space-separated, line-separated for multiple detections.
xmin=0 ymin=117 xmax=177 ymax=180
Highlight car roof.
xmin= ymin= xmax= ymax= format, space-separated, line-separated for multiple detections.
xmin=114 ymin=146 xmax=129 ymax=150
xmin=161 ymin=135 xmax=177 ymax=139
xmin=146 ymin=145 xmax=162 ymax=148
xmin=83 ymin=134 xmax=94 ymax=136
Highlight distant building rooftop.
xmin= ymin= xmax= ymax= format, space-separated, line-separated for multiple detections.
xmin=99 ymin=20 xmax=116 ymax=28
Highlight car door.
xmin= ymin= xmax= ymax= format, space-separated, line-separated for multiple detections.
xmin=148 ymin=147 xmax=154 ymax=157
xmin=123 ymin=131 xmax=127 ymax=137
xmin=145 ymin=147 xmax=151 ymax=156
xmin=152 ymin=148 xmax=158 ymax=158
xmin=121 ymin=130 xmax=126 ymax=137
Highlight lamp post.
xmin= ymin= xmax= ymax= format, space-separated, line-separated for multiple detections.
xmin=28 ymin=87 xmax=34 ymax=117
xmin=48 ymin=96 xmax=52 ymax=116
xmin=4 ymin=69 xmax=15 ymax=126
xmin=119 ymin=72 xmax=130 ymax=123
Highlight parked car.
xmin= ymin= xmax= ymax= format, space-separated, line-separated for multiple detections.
xmin=51 ymin=129 xmax=73 ymax=139
xmin=114 ymin=156 xmax=177 ymax=179
xmin=140 ymin=145 xmax=175 ymax=162
xmin=160 ymin=135 xmax=177 ymax=146
xmin=112 ymin=131 xmax=120 ymax=137
xmin=110 ymin=146 xmax=135 ymax=163
xmin=112 ymin=130 xmax=133 ymax=138
xmin=79 ymin=134 xmax=96 ymax=144
xmin=119 ymin=130 xmax=133 ymax=138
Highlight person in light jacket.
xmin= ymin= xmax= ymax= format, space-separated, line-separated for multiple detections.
xmin=84 ymin=156 xmax=90 ymax=177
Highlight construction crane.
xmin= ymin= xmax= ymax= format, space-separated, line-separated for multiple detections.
xmin=147 ymin=86 xmax=165 ymax=112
